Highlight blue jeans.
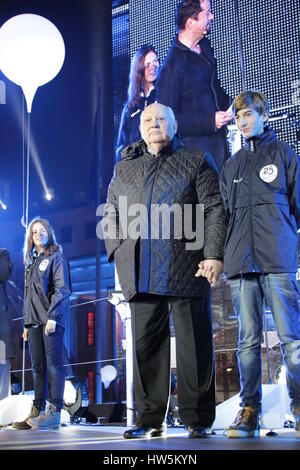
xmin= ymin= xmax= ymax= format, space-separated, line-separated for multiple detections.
xmin=28 ymin=324 xmax=65 ymax=411
xmin=230 ymin=273 xmax=300 ymax=412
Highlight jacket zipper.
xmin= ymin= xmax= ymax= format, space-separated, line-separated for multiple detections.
xmin=249 ymin=140 xmax=256 ymax=272
xmin=148 ymin=156 xmax=162 ymax=291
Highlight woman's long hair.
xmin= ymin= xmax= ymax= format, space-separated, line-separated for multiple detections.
xmin=127 ymin=45 xmax=158 ymax=110
xmin=23 ymin=217 xmax=62 ymax=266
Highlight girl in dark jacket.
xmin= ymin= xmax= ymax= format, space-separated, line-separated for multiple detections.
xmin=13 ymin=218 xmax=71 ymax=430
xmin=116 ymin=45 xmax=160 ymax=161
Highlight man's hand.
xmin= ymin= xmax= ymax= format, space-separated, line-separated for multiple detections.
xmin=195 ymin=259 xmax=223 ymax=287
xmin=215 ymin=111 xmax=233 ymax=129
xmin=22 ymin=328 xmax=28 ymax=341
xmin=45 ymin=320 xmax=56 ymax=336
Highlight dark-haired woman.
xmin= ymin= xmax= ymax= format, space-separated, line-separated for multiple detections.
xmin=116 ymin=45 xmax=160 ymax=161
xmin=13 ymin=218 xmax=71 ymax=430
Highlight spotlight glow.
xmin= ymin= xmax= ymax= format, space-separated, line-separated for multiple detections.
xmin=9 ymin=92 xmax=52 ymax=202
xmin=0 ymin=199 xmax=7 ymax=210
xmin=44 ymin=188 xmax=54 ymax=202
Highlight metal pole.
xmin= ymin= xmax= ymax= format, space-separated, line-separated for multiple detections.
xmin=114 ymin=269 xmax=135 ymax=426
xmin=125 ymin=310 xmax=134 ymax=426
xmin=25 ymin=112 xmax=31 ymax=229
xmin=95 ymin=75 xmax=103 ymax=403
xmin=21 ymin=111 xmax=31 ymax=394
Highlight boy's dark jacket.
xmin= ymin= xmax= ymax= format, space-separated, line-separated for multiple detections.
xmin=219 ymin=128 xmax=300 ymax=278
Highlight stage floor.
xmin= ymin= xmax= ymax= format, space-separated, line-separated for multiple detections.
xmin=1 ymin=424 xmax=300 ymax=451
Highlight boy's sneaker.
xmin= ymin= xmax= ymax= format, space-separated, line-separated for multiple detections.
xmin=292 ymin=408 xmax=300 ymax=438
xmin=27 ymin=404 xmax=61 ymax=429
xmin=226 ymin=406 xmax=260 ymax=438
xmin=12 ymin=405 xmax=40 ymax=430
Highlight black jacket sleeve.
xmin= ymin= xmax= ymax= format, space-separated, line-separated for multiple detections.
xmin=196 ymin=154 xmax=228 ymax=260
xmin=0 ymin=250 xmax=14 ymax=359
xmin=219 ymin=163 xmax=230 ymax=219
xmin=285 ymin=145 xmax=300 ymax=229
xmin=47 ymin=253 xmax=71 ymax=324
xmin=0 ymin=249 xmax=13 ymax=282
xmin=116 ymin=105 xmax=129 ymax=162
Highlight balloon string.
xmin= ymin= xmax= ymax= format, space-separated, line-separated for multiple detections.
xmin=22 ymin=96 xmax=25 ymax=225
xmin=25 ymin=112 xmax=31 ymax=229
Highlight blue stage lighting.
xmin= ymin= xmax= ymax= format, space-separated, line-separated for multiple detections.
xmin=44 ymin=188 xmax=54 ymax=202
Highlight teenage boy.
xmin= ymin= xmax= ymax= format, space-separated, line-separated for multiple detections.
xmin=219 ymin=90 xmax=300 ymax=438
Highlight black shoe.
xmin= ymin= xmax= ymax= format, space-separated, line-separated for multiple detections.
xmin=188 ymin=423 xmax=213 ymax=438
xmin=123 ymin=424 xmax=166 ymax=439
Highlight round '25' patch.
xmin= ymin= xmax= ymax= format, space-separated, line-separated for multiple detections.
xmin=39 ymin=259 xmax=49 ymax=272
xmin=259 ymin=164 xmax=278 ymax=183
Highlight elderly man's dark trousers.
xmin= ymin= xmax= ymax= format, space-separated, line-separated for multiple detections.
xmin=129 ymin=294 xmax=215 ymax=428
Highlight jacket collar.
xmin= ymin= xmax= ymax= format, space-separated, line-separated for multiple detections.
xmin=122 ymin=135 xmax=181 ymax=160
xmin=244 ymin=127 xmax=276 ymax=152
xmin=154 ymin=134 xmax=181 ymax=158
xmin=32 ymin=248 xmax=46 ymax=259
xmin=172 ymin=35 xmax=210 ymax=55
xmin=140 ymin=85 xmax=155 ymax=98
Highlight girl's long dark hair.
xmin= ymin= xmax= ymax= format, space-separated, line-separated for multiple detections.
xmin=127 ymin=45 xmax=158 ymax=110
xmin=23 ymin=217 xmax=62 ymax=266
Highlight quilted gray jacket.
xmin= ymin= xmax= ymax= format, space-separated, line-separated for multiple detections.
xmin=102 ymin=137 xmax=227 ymax=301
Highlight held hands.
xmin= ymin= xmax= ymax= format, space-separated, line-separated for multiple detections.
xmin=215 ymin=110 xmax=233 ymax=129
xmin=195 ymin=259 xmax=223 ymax=287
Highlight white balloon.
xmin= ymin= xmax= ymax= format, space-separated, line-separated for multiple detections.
xmin=0 ymin=14 xmax=65 ymax=112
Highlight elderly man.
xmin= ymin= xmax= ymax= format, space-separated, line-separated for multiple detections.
xmin=157 ymin=0 xmax=232 ymax=170
xmin=102 ymin=102 xmax=227 ymax=439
